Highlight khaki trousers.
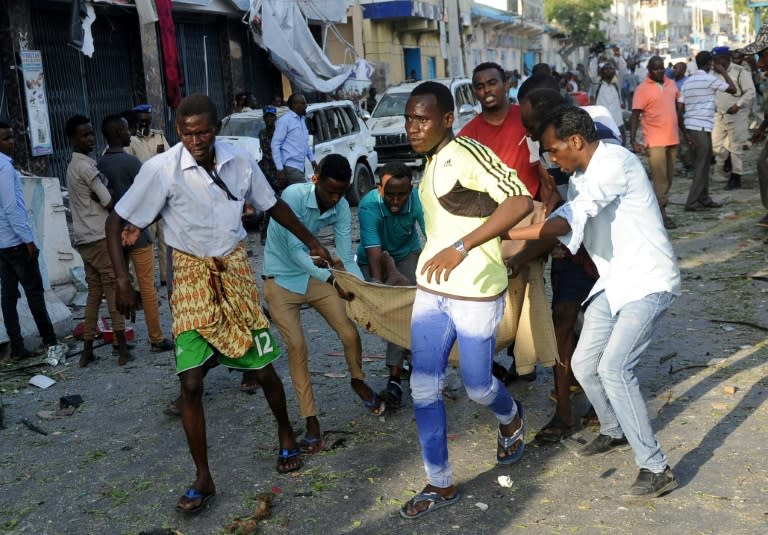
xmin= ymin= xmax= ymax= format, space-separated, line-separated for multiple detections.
xmin=147 ymin=220 xmax=167 ymax=283
xmin=712 ymin=108 xmax=749 ymax=175
xmin=77 ymin=239 xmax=124 ymax=339
xmin=647 ymin=145 xmax=678 ymax=208
xmin=263 ymin=277 xmax=364 ymax=418
xmin=129 ymin=244 xmax=164 ymax=343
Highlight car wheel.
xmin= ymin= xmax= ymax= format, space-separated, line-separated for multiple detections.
xmin=347 ymin=161 xmax=375 ymax=206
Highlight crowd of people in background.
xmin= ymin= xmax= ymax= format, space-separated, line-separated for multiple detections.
xmin=8 ymin=25 xmax=768 ymax=523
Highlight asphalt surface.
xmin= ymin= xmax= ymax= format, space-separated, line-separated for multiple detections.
xmin=1 ymin=146 xmax=768 ymax=534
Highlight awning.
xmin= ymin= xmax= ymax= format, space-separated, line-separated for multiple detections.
xmin=361 ymin=1 xmax=441 ymax=21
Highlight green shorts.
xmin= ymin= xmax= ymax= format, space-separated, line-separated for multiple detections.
xmin=174 ymin=328 xmax=280 ymax=374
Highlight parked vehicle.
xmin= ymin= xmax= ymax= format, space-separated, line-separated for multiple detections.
xmin=364 ymin=78 xmax=479 ymax=170
xmin=218 ymin=100 xmax=378 ymax=205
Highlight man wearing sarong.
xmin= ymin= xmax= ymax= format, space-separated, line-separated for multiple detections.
xmin=105 ymin=94 xmax=331 ymax=513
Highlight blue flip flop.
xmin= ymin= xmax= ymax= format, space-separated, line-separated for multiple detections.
xmin=276 ymin=447 xmax=303 ymax=473
xmin=176 ymin=486 xmax=215 ymax=514
xmin=497 ymin=400 xmax=525 ymax=465
xmin=400 ymin=490 xmax=462 ymax=519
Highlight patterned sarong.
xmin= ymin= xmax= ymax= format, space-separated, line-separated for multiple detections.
xmin=170 ymin=243 xmax=268 ymax=358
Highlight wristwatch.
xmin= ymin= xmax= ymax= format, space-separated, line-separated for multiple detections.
xmin=452 ymin=240 xmax=468 ymax=258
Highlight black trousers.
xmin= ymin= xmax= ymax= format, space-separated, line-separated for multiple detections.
xmin=0 ymin=244 xmax=56 ymax=352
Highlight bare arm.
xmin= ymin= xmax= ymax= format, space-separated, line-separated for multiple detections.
xmin=105 ymin=211 xmax=135 ymax=320
xmin=364 ymin=246 xmax=385 ymax=282
xmin=630 ymin=110 xmax=644 ymax=154
xmin=506 ymin=216 xmax=571 ymax=242
xmin=421 ymin=195 xmax=533 ymax=284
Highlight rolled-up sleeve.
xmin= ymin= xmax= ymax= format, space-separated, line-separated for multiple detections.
xmin=89 ymin=171 xmax=112 ymax=207
xmin=115 ymin=163 xmax=167 ymax=229
xmin=246 ymin=159 xmax=277 ymax=212
xmin=550 ymin=158 xmax=627 ymax=254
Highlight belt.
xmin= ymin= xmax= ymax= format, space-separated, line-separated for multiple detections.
xmin=687 ymin=127 xmax=709 ymax=132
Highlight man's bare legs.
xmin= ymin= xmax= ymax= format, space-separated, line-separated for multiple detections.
xmin=177 ymin=365 xmax=215 ymax=507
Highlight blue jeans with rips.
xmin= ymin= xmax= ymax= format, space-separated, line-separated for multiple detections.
xmin=410 ymin=289 xmax=518 ymax=488
xmin=572 ymin=290 xmax=675 ymax=473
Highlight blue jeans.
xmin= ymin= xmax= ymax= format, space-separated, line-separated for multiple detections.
xmin=410 ymin=290 xmax=518 ymax=488
xmin=572 ymin=291 xmax=675 ymax=472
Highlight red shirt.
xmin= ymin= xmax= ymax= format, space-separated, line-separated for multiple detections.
xmin=459 ymin=105 xmax=540 ymax=198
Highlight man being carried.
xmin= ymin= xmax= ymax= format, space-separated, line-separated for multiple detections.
xmin=262 ymin=154 xmax=383 ymax=455
xmin=357 ymin=162 xmax=425 ymax=408
xmin=508 ymin=106 xmax=681 ymax=499
xmin=106 ymin=94 xmax=331 ymax=512
xmin=399 ymin=82 xmax=532 ymax=519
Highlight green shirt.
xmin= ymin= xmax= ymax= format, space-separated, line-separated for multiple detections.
xmin=356 ymin=188 xmax=424 ymax=264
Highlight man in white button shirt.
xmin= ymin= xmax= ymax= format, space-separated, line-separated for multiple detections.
xmin=508 ymin=106 xmax=681 ymax=499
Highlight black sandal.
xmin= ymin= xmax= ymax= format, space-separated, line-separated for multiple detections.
xmin=535 ymin=415 xmax=573 ymax=443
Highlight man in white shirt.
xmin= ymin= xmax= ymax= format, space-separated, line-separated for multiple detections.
xmin=710 ymin=46 xmax=755 ymax=190
xmin=677 ymin=51 xmax=736 ymax=211
xmin=508 ymin=106 xmax=682 ymax=499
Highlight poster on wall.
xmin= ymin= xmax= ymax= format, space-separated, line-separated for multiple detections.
xmin=20 ymin=50 xmax=54 ymax=157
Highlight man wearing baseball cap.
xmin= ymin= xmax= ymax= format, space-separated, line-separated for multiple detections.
xmin=739 ymin=25 xmax=768 ymax=225
xmin=710 ymin=46 xmax=755 ymax=191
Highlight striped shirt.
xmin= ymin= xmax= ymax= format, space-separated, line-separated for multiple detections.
xmin=678 ymin=70 xmax=729 ymax=131
xmin=416 ymin=136 xmax=530 ymax=299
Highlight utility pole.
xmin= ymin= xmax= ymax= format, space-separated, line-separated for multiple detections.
xmin=446 ymin=0 xmax=464 ymax=77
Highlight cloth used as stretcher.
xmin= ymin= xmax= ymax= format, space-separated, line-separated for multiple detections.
xmin=335 ymin=201 xmax=558 ymax=372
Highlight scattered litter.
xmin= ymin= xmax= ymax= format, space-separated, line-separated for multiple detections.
xmin=707 ymin=358 xmax=726 ymax=367
xmin=60 ymin=395 xmax=83 ymax=409
xmin=723 ymin=386 xmax=738 ymax=395
xmin=294 ymin=491 xmax=313 ymax=497
xmin=497 ymin=475 xmax=514 ymax=488
xmin=225 ymin=492 xmax=273 ymax=533
xmin=718 ymin=211 xmax=737 ymax=220
xmin=323 ymin=372 xmax=347 ymax=379
xmin=36 ymin=407 xmax=76 ymax=420
xmin=722 ymin=325 xmax=735 ymax=332
xmin=659 ymin=351 xmax=678 ymax=364
xmin=29 ymin=375 xmax=55 ymax=389
xmin=711 ymin=402 xmax=729 ymax=411
xmin=474 ymin=502 xmax=488 ymax=511
xmin=19 ymin=417 xmax=48 ymax=435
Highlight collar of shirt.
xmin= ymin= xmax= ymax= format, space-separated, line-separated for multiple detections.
xmin=0 ymin=152 xmax=13 ymax=167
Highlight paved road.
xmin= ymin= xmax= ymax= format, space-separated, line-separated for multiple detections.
xmin=1 ymin=146 xmax=768 ymax=534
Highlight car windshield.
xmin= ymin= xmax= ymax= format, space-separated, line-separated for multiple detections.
xmin=219 ymin=116 xmax=266 ymax=137
xmin=371 ymin=93 xmax=410 ymax=118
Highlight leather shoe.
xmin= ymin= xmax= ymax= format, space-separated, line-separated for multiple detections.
xmin=701 ymin=200 xmax=722 ymax=208
xmin=150 ymin=338 xmax=174 ymax=352
xmin=576 ymin=433 xmax=628 ymax=457
xmin=724 ymin=173 xmax=741 ymax=190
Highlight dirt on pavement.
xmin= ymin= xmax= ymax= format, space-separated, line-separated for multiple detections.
xmin=2 ymin=147 xmax=768 ymax=535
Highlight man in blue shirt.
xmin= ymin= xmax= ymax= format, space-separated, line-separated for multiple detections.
xmin=270 ymin=93 xmax=317 ymax=189
xmin=263 ymin=154 xmax=382 ymax=454
xmin=0 ymin=122 xmax=66 ymax=362
xmin=356 ymin=162 xmax=424 ymax=408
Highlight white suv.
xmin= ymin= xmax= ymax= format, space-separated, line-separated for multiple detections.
xmin=218 ymin=100 xmax=378 ymax=205
xmin=365 ymin=78 xmax=479 ymax=170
